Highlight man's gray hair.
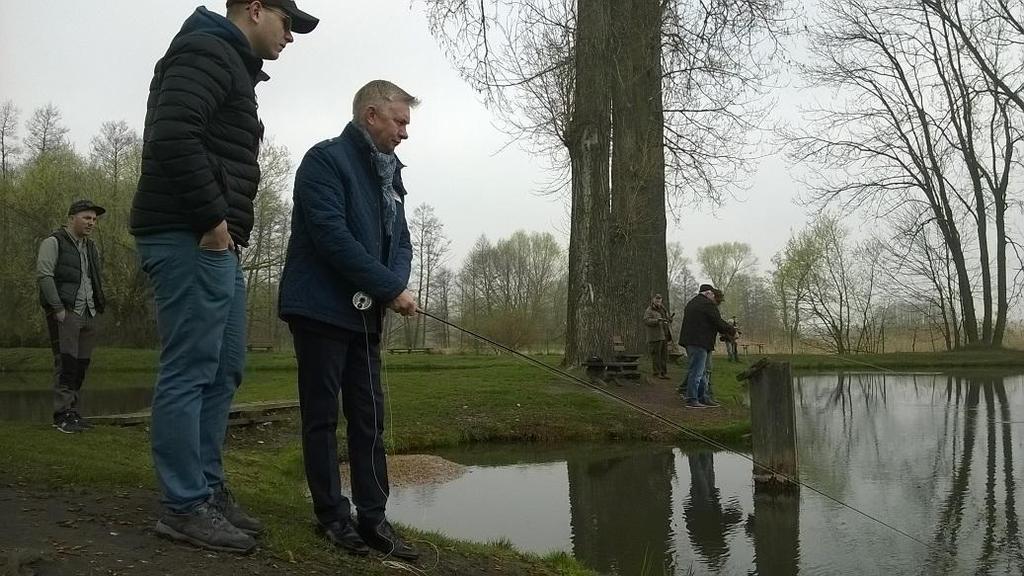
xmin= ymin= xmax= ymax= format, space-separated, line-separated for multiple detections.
xmin=352 ymin=80 xmax=420 ymax=121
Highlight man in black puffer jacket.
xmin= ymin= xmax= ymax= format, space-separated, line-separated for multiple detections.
xmin=131 ymin=1 xmax=317 ymax=554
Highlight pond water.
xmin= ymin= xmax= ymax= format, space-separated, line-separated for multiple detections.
xmin=0 ymin=371 xmax=154 ymax=420
xmin=385 ymin=372 xmax=1024 ymax=575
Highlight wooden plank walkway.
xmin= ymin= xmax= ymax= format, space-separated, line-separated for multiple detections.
xmin=85 ymin=400 xmax=300 ymax=427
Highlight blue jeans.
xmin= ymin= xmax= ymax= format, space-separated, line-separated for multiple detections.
xmin=137 ymin=232 xmax=246 ymax=512
xmin=684 ymin=345 xmax=711 ymax=402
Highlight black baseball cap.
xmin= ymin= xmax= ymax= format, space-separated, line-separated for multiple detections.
xmin=228 ymin=0 xmax=319 ymax=34
xmin=68 ymin=199 xmax=106 ymax=216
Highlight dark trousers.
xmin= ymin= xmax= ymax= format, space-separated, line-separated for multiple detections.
xmin=46 ymin=311 xmax=97 ymax=420
xmin=292 ymin=324 xmax=389 ymax=528
xmin=648 ymin=340 xmax=668 ymax=376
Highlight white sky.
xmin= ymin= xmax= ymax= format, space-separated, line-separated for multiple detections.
xmin=0 ymin=0 xmax=811 ymax=276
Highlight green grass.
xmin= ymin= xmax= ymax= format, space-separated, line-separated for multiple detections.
xmin=0 ymin=418 xmax=595 ymax=575
xmin=0 ymin=349 xmax=680 ymax=445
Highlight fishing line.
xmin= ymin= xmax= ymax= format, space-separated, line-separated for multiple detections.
xmin=357 ymin=293 xmax=441 ymax=571
xmin=415 ymin=308 xmax=956 ymax=559
xmin=359 ymin=304 xmax=398 ymax=561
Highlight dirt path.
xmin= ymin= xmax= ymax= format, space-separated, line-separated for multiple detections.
xmin=0 ymin=478 xmax=318 ymax=576
xmin=606 ymin=373 xmax=749 ymax=434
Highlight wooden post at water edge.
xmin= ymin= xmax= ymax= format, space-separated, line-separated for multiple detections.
xmin=740 ymin=359 xmax=799 ymax=486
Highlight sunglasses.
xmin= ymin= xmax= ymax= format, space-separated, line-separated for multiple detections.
xmin=262 ymin=5 xmax=292 ymax=32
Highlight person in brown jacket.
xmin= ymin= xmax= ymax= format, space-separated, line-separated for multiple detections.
xmin=643 ymin=294 xmax=674 ymax=379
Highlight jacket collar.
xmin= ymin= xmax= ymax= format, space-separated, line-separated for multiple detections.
xmin=342 ymin=122 xmax=406 ymax=169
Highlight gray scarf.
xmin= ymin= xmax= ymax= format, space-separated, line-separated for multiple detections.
xmin=356 ymin=123 xmax=398 ymax=236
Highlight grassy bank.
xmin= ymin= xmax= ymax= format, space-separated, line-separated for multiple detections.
xmin=0 ymin=348 xmax=722 ymax=575
xmin=0 ymin=347 xmax=748 ymax=446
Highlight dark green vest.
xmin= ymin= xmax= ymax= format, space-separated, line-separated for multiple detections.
xmin=39 ymin=229 xmax=106 ymax=314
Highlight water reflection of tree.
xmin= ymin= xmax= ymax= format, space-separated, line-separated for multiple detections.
xmin=682 ymin=451 xmax=744 ymax=571
xmin=926 ymin=376 xmax=1022 ymax=575
xmin=567 ymin=448 xmax=675 ymax=575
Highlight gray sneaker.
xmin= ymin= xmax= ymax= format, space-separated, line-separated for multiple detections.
xmin=155 ymin=502 xmax=257 ymax=553
xmin=211 ymin=485 xmax=265 ymax=536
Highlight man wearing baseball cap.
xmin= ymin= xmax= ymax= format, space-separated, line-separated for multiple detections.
xmin=37 ymin=200 xmax=107 ymax=434
xmin=130 ymin=0 xmax=317 ymax=554
xmin=677 ymin=284 xmax=736 ymax=408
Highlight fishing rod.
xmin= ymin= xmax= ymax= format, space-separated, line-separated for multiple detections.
xmin=413 ymin=308 xmax=956 ymax=559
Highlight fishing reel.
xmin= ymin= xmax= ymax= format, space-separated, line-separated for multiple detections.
xmin=352 ymin=291 xmax=374 ymax=311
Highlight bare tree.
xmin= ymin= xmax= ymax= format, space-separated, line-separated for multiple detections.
xmin=422 ymin=0 xmax=789 ymax=362
xmin=24 ymin=103 xmax=69 ymax=159
xmin=0 ymin=100 xmax=20 ymax=180
xmin=242 ymin=139 xmax=293 ymax=345
xmin=456 ymin=231 xmax=566 ymax=350
xmin=697 ymin=241 xmax=758 ymax=292
xmin=90 ymin=120 xmax=141 ymax=190
xmin=772 ymin=232 xmax=820 ymax=354
xmin=666 ymin=241 xmax=697 ymax=312
xmin=788 ymin=0 xmax=1023 ymax=347
xmin=409 ymin=203 xmax=451 ymax=347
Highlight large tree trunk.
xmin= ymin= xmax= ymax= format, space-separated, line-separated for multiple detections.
xmin=993 ymin=185 xmax=1008 ymax=347
xmin=607 ymin=0 xmax=667 ymax=354
xmin=564 ymin=0 xmax=613 ymax=365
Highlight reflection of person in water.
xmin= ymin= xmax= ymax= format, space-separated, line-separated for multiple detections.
xmin=684 ymin=451 xmax=743 ymax=570
xmin=568 ymin=448 xmax=676 ymax=574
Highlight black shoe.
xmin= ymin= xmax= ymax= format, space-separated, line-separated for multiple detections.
xmin=684 ymin=399 xmax=708 ymax=409
xmin=71 ymin=412 xmax=94 ymax=430
xmin=210 ymin=485 xmax=265 ymax=536
xmin=700 ymin=398 xmax=721 ymax=407
xmin=357 ymin=520 xmax=419 ymax=561
xmin=317 ymin=519 xmax=370 ymax=556
xmin=154 ymin=501 xmax=257 ymax=554
xmin=53 ymin=412 xmax=84 ymax=434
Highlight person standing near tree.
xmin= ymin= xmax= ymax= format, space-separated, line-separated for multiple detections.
xmin=278 ymin=80 xmax=419 ymax=560
xmin=130 ymin=0 xmax=318 ymax=554
xmin=643 ymin=294 xmax=673 ymax=379
xmin=678 ymin=284 xmax=735 ymax=408
xmin=723 ymin=316 xmax=740 ymax=362
xmin=37 ymin=199 xmax=107 ymax=434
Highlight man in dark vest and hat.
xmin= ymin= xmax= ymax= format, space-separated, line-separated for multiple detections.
xmin=36 ymin=199 xmax=107 ymax=434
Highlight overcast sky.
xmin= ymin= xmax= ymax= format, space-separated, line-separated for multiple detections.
xmin=0 ymin=0 xmax=811 ymax=278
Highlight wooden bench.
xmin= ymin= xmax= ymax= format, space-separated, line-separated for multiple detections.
xmin=246 ymin=338 xmax=275 ymax=352
xmin=582 ymin=358 xmax=641 ymax=378
xmin=387 ymin=347 xmax=434 ymax=354
xmin=581 ymin=336 xmax=641 ymax=380
xmin=739 ymin=342 xmax=765 ymax=355
xmin=86 ymin=400 xmax=300 ymax=427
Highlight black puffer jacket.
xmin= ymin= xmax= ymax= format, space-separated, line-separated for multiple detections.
xmin=131 ymin=7 xmax=267 ymax=246
xmin=679 ymin=293 xmax=735 ymax=351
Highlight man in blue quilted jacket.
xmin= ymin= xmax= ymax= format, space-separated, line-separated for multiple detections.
xmin=130 ymin=1 xmax=317 ymax=554
xmin=278 ymin=80 xmax=418 ymax=561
